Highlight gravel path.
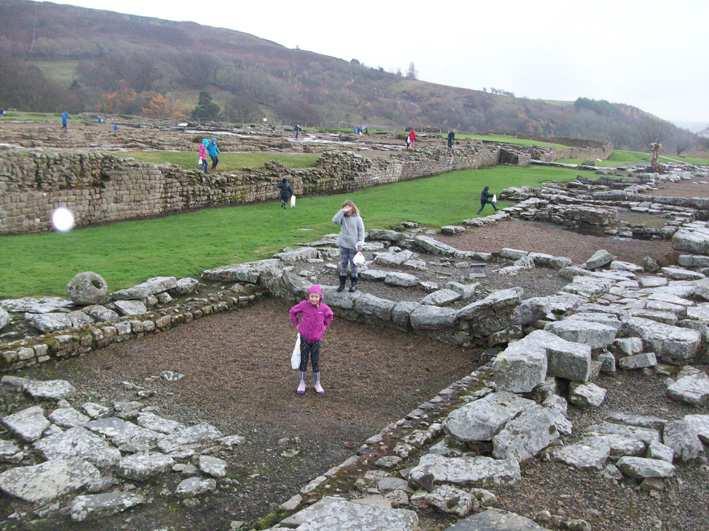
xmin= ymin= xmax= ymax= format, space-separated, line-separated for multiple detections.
xmin=651 ymin=179 xmax=709 ymax=198
xmin=438 ymin=220 xmax=677 ymax=265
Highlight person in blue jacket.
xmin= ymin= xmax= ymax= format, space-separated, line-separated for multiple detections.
xmin=61 ymin=111 xmax=69 ymax=129
xmin=207 ymin=138 xmax=220 ymax=170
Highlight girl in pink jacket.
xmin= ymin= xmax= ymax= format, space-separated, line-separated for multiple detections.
xmin=198 ymin=139 xmax=209 ymax=174
xmin=289 ymin=284 xmax=334 ymax=395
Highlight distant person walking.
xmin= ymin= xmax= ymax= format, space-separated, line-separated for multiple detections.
xmin=294 ymin=124 xmax=302 ymax=140
xmin=477 ymin=186 xmax=498 ymax=214
xmin=60 ymin=111 xmax=69 ymax=130
xmin=332 ymin=200 xmax=365 ymax=292
xmin=198 ymin=139 xmax=209 ymax=174
xmin=207 ymin=137 xmax=220 ymax=170
xmin=447 ymin=130 xmax=455 ymax=153
xmin=277 ymin=177 xmax=294 ymax=209
xmin=408 ymin=128 xmax=417 ymax=149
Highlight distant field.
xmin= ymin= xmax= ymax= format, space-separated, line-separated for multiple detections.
xmin=32 ymin=60 xmax=80 ymax=87
xmin=0 ymin=164 xmax=594 ymax=297
xmin=1 ymin=111 xmax=59 ymax=123
xmin=452 ymin=133 xmax=568 ymax=150
xmin=121 ymin=151 xmax=321 ymax=171
xmin=559 ymin=149 xmax=709 ymax=167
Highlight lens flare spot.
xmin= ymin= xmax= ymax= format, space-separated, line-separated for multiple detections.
xmin=51 ymin=207 xmax=75 ymax=232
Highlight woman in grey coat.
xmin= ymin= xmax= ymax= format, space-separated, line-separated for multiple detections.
xmin=332 ymin=200 xmax=365 ymax=292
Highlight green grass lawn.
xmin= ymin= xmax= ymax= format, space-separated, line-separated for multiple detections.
xmin=0 ymin=165 xmax=593 ymax=297
xmin=452 ymin=133 xmax=567 ymax=150
xmin=121 ymin=151 xmax=320 ymax=171
xmin=560 ymin=149 xmax=709 ymax=167
xmin=1 ymin=111 xmax=60 ymax=123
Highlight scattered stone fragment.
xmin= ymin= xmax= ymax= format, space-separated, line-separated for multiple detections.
xmin=584 ymin=249 xmax=615 ymax=270
xmin=81 ymin=403 xmax=111 ymax=419
xmin=0 ymin=440 xmax=24 ymax=464
xmin=584 ymin=421 xmax=660 ymax=444
xmin=606 ymin=412 xmax=667 ymax=430
xmin=160 ymin=370 xmax=185 ymax=381
xmin=112 ymin=276 xmax=177 ymax=300
xmin=0 ymin=459 xmax=100 ymax=503
xmin=410 ymin=484 xmax=478 ymax=517
xmin=176 ymin=477 xmax=217 ymax=497
xmin=136 ymin=412 xmax=184 ymax=434
xmin=647 ymin=441 xmax=675 ymax=463
xmin=34 ymin=427 xmax=122 ymax=467
xmin=198 ymin=455 xmax=227 ymax=478
xmin=409 ymin=454 xmax=521 ymax=488
xmin=85 ymin=417 xmax=164 ymax=452
xmin=598 ymin=351 xmax=616 ymax=373
xmin=663 ymin=420 xmax=705 ymax=462
xmin=616 ymin=457 xmax=675 ymax=479
xmin=23 ymin=379 xmax=76 ymax=400
xmin=684 ymin=414 xmax=709 ymax=443
xmin=546 ymin=320 xmax=617 ymax=349
xmin=116 ymin=453 xmax=174 ymax=480
xmin=618 ymin=352 xmax=657 ymax=370
xmin=580 ymin=434 xmax=646 ymax=458
xmin=70 ymin=491 xmax=145 ymax=522
xmin=492 ymin=404 xmax=561 ymax=462
xmin=614 ymin=337 xmax=644 ymax=356
xmin=0 ymin=375 xmax=29 ymax=392
xmin=156 ymin=423 xmax=223 ymax=453
xmin=551 ymin=441 xmax=610 ymax=470
xmin=280 ymin=496 xmax=419 ymax=530
xmin=2 ymin=406 xmax=50 ymax=442
xmin=623 ymin=317 xmax=701 ymax=363
xmin=569 ymin=382 xmax=606 ymax=408
xmin=113 ymin=300 xmax=147 ymax=316
xmin=0 ymin=307 xmax=9 ymax=331
xmin=445 ymin=508 xmax=545 ymax=530
xmin=375 ymin=455 xmax=402 ymax=469
xmin=219 ymin=434 xmax=245 ymax=448
xmin=112 ymin=401 xmax=144 ymax=419
xmin=667 ymin=371 xmax=709 ymax=405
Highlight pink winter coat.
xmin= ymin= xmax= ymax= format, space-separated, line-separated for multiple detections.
xmin=289 ymin=285 xmax=334 ymax=342
xmin=198 ymin=144 xmax=207 ymax=160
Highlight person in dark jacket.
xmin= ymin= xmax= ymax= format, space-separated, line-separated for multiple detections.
xmin=477 ymin=186 xmax=497 ymax=214
xmin=447 ymin=130 xmax=455 ymax=153
xmin=277 ymin=177 xmax=294 ymax=208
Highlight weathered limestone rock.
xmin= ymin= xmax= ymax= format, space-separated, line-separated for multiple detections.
xmin=672 ymin=225 xmax=709 ymax=255
xmin=202 ymin=259 xmax=282 ymax=284
xmin=24 ymin=311 xmax=93 ymax=333
xmin=359 ymin=269 xmax=389 ymax=281
xmin=580 ymin=434 xmax=646 ymax=458
xmin=666 ymin=372 xmax=709 ymax=405
xmin=661 ymin=266 xmax=705 ymax=281
xmin=512 ymin=294 xmax=584 ymax=326
xmin=445 ymin=508 xmax=545 ymax=530
xmin=545 ymin=335 xmax=592 ymax=382
xmin=567 ymin=311 xmax=622 ymax=330
xmin=274 ymin=246 xmax=319 ymax=263
xmin=614 ymin=337 xmax=644 ymax=356
xmin=0 ymin=459 xmax=100 ymax=503
xmin=492 ymin=404 xmax=561 ymax=462
xmin=48 ymin=407 xmax=90 ymax=429
xmin=391 ymin=301 xmax=420 ymax=329
xmin=176 ymin=477 xmax=217 ymax=497
xmin=0 ymin=296 xmax=73 ymax=314
xmin=618 ymin=352 xmax=657 ymax=370
xmin=606 ymin=412 xmax=667 ymax=430
xmin=280 ymin=496 xmax=419 ymax=530
xmin=529 ymin=252 xmax=572 ymax=269
xmin=384 ymin=272 xmax=419 ymax=287
xmin=584 ymin=422 xmax=660 ymax=444
xmin=0 ymin=307 xmax=9 ymax=331
xmin=583 ymin=249 xmax=615 ymax=270
xmin=374 ymin=250 xmax=415 ymax=267
xmin=622 ymin=317 xmax=700 ymax=363
xmin=412 ymin=235 xmax=463 ymax=257
xmin=647 ymin=441 xmax=675 ymax=463
xmin=112 ymin=276 xmax=177 ymax=300
xmin=24 ymin=379 xmax=75 ymax=400
xmin=353 ymin=293 xmax=395 ymax=321
xmin=0 ymin=440 xmax=23 ymax=464
xmin=684 ymin=414 xmax=709 ymax=444
xmin=34 ymin=427 xmax=122 ymax=467
xmin=616 ymin=457 xmax=675 ymax=479
xmin=610 ymin=260 xmax=643 ymax=273
xmin=639 ymin=276 xmax=669 ymax=288
xmin=136 ymin=412 xmax=184 ymax=434
xmin=663 ymin=420 xmax=704 ymax=462
xmin=569 ymin=382 xmax=606 ymax=408
xmin=411 ymin=485 xmax=478 ymax=517
xmin=421 ymin=289 xmax=461 ymax=306
xmin=113 ymin=300 xmax=147 ymax=317
xmin=70 ymin=491 xmax=145 ymax=522
xmin=81 ymin=402 xmax=111 ymax=419
xmin=85 ymin=417 xmax=164 ymax=452
xmin=444 ymin=392 xmax=535 ymax=443
xmin=409 ymin=305 xmax=457 ymax=330
xmin=551 ymin=441 xmax=610 ymax=470
xmin=67 ymin=272 xmax=108 ymax=305
xmin=545 ymin=320 xmax=617 ymax=349
xmin=598 ymin=351 xmax=616 ymax=373
xmin=686 ymin=303 xmax=709 ymax=322
xmin=156 ymin=422 xmax=223 ymax=453
xmin=492 ymin=333 xmax=548 ymax=393
xmin=116 ymin=453 xmax=174 ymax=480
xmin=82 ymin=305 xmax=120 ymax=323
xmin=198 ymin=455 xmax=227 ymax=478
xmin=2 ymin=406 xmax=50 ymax=442
xmin=409 ymin=454 xmax=521 ymax=488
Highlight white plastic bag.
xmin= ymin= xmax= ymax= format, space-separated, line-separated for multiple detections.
xmin=352 ymin=251 xmax=366 ymax=266
xmin=290 ymin=333 xmax=301 ymax=369
xmin=290 ymin=195 xmax=296 ymax=208
xmin=491 ymin=194 xmax=497 ymax=204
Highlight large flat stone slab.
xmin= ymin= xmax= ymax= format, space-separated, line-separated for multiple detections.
xmin=34 ymin=426 xmax=122 ymax=468
xmin=667 ymin=372 xmax=709 ymax=405
xmin=545 ymin=320 xmax=617 ymax=349
xmin=2 ymin=406 xmax=50 ymax=442
xmin=617 ymin=457 xmax=675 ymax=479
xmin=23 ymin=379 xmax=76 ymax=400
xmin=445 ymin=508 xmax=546 ymax=530
xmin=0 ymin=297 xmax=73 ymax=314
xmin=280 ymin=496 xmax=419 ymax=530
xmin=70 ymin=491 xmax=145 ymax=522
xmin=111 ymin=276 xmax=177 ymax=300
xmin=551 ymin=441 xmax=610 ymax=470
xmin=156 ymin=422 xmax=223 ymax=453
xmin=663 ymin=419 xmax=705 ymax=462
xmin=444 ymin=392 xmax=535 ymax=443
xmin=623 ymin=317 xmax=701 ymax=363
xmin=0 ymin=459 xmax=100 ymax=503
xmin=492 ymin=334 xmax=548 ymax=393
xmin=85 ymin=417 xmax=164 ymax=452
xmin=409 ymin=454 xmax=521 ymax=488
xmin=492 ymin=404 xmax=561 ymax=462
xmin=116 ymin=453 xmax=174 ymax=480
xmin=202 ymin=259 xmax=282 ymax=284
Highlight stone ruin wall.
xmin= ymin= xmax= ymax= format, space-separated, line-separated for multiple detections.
xmin=0 ymin=140 xmax=605 ymax=235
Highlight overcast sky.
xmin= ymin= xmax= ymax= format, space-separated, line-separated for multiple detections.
xmin=44 ymin=0 xmax=709 ymax=126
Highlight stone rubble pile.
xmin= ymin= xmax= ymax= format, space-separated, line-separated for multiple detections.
xmin=0 ymin=376 xmax=243 ymax=522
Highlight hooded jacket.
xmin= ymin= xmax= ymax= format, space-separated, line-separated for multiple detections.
xmin=207 ymin=139 xmax=220 ymax=157
xmin=277 ymin=178 xmax=294 ymax=201
xmin=288 ymin=285 xmax=334 ymax=342
xmin=198 ymin=140 xmax=208 ymax=160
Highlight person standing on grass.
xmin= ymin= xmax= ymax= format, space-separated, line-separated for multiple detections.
xmin=447 ymin=130 xmax=455 ymax=153
xmin=60 ymin=111 xmax=69 ymax=130
xmin=198 ymin=139 xmax=209 ymax=174
xmin=332 ymin=200 xmax=365 ymax=293
xmin=477 ymin=185 xmax=498 ymax=214
xmin=289 ymin=284 xmax=334 ymax=396
xmin=207 ymin=137 xmax=220 ymax=170
xmin=277 ymin=177 xmax=294 ymax=209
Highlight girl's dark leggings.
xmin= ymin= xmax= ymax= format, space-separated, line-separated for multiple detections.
xmin=299 ymin=339 xmax=321 ymax=372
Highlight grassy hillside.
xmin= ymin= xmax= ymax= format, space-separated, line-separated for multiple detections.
xmin=0 ymin=0 xmax=698 ymax=152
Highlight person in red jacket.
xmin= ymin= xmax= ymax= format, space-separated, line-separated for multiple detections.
xmin=289 ymin=285 xmax=334 ymax=396
xmin=408 ymin=128 xmax=417 ymax=149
